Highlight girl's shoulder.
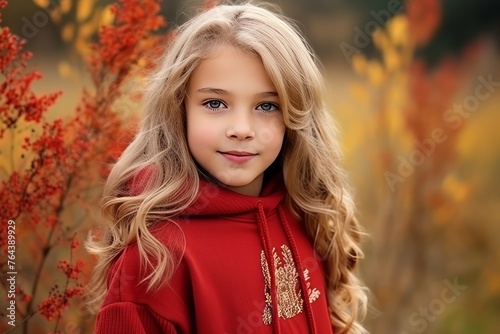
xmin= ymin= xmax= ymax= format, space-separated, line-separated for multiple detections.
xmin=104 ymin=222 xmax=187 ymax=300
xmin=108 ymin=222 xmax=185 ymax=281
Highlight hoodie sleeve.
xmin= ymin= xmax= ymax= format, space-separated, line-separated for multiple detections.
xmin=95 ymin=226 xmax=192 ymax=333
xmin=95 ymin=301 xmax=177 ymax=334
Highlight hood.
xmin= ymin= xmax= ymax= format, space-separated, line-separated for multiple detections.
xmin=180 ymin=173 xmax=286 ymax=217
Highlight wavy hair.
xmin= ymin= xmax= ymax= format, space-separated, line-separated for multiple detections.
xmin=86 ymin=3 xmax=368 ymax=333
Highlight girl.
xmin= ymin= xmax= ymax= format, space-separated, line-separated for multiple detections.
xmin=87 ymin=3 xmax=368 ymax=334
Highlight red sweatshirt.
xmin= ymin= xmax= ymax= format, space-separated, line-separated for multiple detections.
xmin=95 ymin=173 xmax=334 ymax=334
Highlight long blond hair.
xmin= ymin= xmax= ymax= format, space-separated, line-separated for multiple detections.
xmin=86 ymin=3 xmax=367 ymax=333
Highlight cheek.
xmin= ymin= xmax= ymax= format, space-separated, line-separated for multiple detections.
xmin=186 ymin=111 xmax=203 ymax=154
xmin=187 ymin=123 xmax=207 ymax=153
xmin=257 ymin=116 xmax=286 ymax=149
xmin=186 ymin=104 xmax=205 ymax=149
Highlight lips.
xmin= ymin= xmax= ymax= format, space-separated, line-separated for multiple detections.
xmin=218 ymin=151 xmax=257 ymax=163
xmin=220 ymin=151 xmax=257 ymax=156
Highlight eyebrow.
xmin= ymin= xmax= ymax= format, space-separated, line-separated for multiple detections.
xmin=196 ymin=87 xmax=279 ymax=98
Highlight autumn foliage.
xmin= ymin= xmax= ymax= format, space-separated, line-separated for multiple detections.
xmin=347 ymin=0 xmax=496 ymax=332
xmin=0 ymin=0 xmax=168 ymax=332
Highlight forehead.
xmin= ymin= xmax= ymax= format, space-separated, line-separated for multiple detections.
xmin=187 ymin=46 xmax=277 ymax=96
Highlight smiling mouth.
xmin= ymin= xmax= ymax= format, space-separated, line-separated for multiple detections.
xmin=218 ymin=151 xmax=257 ymax=156
xmin=218 ymin=151 xmax=257 ymax=163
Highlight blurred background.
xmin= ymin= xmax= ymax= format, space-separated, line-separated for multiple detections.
xmin=1 ymin=0 xmax=499 ymax=333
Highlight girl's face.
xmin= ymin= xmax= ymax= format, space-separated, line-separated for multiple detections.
xmin=185 ymin=46 xmax=286 ymax=196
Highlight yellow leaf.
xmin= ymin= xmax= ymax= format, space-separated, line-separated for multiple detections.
xmin=75 ymin=36 xmax=92 ymax=58
xmin=61 ymin=23 xmax=74 ymax=42
xmin=32 ymin=0 xmax=49 ymax=8
xmin=60 ymin=0 xmax=72 ymax=15
xmin=372 ymin=28 xmax=390 ymax=51
xmin=351 ymin=54 xmax=367 ymax=75
xmin=101 ymin=5 xmax=115 ymax=26
xmin=79 ymin=20 xmax=96 ymax=39
xmin=442 ymin=174 xmax=469 ymax=203
xmin=456 ymin=95 xmax=500 ymax=167
xmin=366 ymin=60 xmax=386 ymax=86
xmin=58 ymin=61 xmax=73 ymax=78
xmin=387 ymin=15 xmax=409 ymax=46
xmin=138 ymin=57 xmax=149 ymax=69
xmin=77 ymin=0 xmax=93 ymax=22
xmin=383 ymin=48 xmax=401 ymax=73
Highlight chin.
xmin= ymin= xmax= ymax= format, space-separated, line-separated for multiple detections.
xmin=223 ymin=174 xmax=260 ymax=186
xmin=224 ymin=179 xmax=254 ymax=187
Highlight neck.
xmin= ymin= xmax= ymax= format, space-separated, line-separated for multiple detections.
xmin=226 ymin=173 xmax=264 ymax=196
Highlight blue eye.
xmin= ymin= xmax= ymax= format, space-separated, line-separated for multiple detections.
xmin=257 ymin=102 xmax=279 ymax=112
xmin=203 ymin=100 xmax=226 ymax=111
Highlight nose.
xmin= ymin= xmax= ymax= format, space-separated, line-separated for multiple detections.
xmin=226 ymin=109 xmax=255 ymax=140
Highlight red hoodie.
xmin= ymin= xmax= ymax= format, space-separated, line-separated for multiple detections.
xmin=95 ymin=173 xmax=334 ymax=334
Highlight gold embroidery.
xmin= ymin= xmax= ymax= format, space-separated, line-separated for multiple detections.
xmin=260 ymin=245 xmax=320 ymax=325
xmin=304 ymin=268 xmax=320 ymax=303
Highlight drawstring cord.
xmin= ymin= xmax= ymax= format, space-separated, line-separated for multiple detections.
xmin=257 ymin=201 xmax=281 ymax=334
xmin=257 ymin=201 xmax=318 ymax=334
xmin=278 ymin=206 xmax=318 ymax=334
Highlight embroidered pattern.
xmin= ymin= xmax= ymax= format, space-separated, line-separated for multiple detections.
xmin=260 ymin=245 xmax=320 ymax=325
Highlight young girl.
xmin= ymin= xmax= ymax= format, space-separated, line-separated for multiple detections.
xmin=87 ymin=3 xmax=367 ymax=334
